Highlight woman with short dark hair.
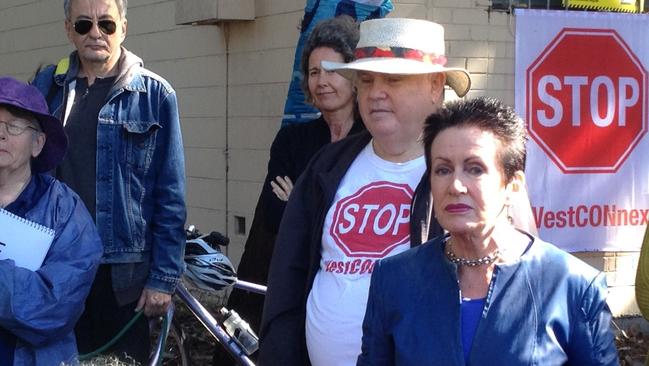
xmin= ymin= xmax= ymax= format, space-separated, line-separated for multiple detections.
xmin=358 ymin=97 xmax=619 ymax=365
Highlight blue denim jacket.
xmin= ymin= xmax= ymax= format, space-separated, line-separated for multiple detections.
xmin=1 ymin=174 xmax=102 ymax=366
xmin=32 ymin=49 xmax=187 ymax=297
xmin=358 ymin=234 xmax=619 ymax=366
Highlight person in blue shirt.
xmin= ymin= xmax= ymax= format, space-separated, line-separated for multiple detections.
xmin=358 ymin=97 xmax=619 ymax=366
xmin=0 ymin=76 xmax=102 ymax=365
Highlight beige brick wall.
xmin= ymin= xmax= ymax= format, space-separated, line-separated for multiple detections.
xmin=0 ymin=0 xmax=640 ymax=316
xmin=575 ymin=252 xmax=640 ymax=316
xmin=430 ymin=0 xmax=515 ymax=103
xmin=224 ymin=4 xmax=303 ymax=263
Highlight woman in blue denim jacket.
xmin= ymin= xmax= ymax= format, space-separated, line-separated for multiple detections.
xmin=0 ymin=77 xmax=102 ymax=365
xmin=358 ymin=97 xmax=619 ymax=366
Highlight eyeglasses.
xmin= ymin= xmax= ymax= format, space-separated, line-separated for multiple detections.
xmin=73 ymin=19 xmax=117 ymax=35
xmin=0 ymin=120 xmax=40 ymax=136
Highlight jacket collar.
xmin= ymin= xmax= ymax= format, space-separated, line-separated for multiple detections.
xmin=315 ymin=131 xmax=372 ymax=203
xmin=62 ymin=47 xmax=145 ymax=93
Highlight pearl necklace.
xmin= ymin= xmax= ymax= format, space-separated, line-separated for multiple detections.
xmin=445 ymin=240 xmax=500 ymax=267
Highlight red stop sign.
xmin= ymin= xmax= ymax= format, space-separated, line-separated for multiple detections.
xmin=527 ymin=28 xmax=647 ymax=173
xmin=329 ymin=181 xmax=413 ymax=258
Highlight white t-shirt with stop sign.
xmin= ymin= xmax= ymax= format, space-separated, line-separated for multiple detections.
xmin=305 ymin=141 xmax=425 ymax=366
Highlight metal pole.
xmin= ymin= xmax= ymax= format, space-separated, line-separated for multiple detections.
xmin=234 ymin=280 xmax=267 ymax=295
xmin=176 ymin=283 xmax=256 ymax=366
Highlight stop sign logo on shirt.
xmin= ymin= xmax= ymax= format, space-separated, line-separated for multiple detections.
xmin=527 ymin=28 xmax=647 ymax=173
xmin=330 ymin=181 xmax=413 ymax=258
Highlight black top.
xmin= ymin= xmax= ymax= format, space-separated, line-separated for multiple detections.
xmin=261 ymin=116 xmax=365 ymax=233
xmin=56 ymin=77 xmax=115 ymax=221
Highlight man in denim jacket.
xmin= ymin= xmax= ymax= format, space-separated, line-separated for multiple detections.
xmin=31 ymin=0 xmax=186 ymax=362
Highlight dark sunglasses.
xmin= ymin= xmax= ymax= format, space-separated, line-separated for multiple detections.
xmin=73 ymin=19 xmax=117 ymax=35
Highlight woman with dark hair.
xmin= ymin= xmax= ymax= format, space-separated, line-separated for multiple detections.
xmin=357 ymin=97 xmax=618 ymax=365
xmin=265 ymin=14 xmax=364 ymax=214
xmin=214 ymin=15 xmax=363 ymax=365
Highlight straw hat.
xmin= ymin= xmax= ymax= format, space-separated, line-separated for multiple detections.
xmin=0 ymin=76 xmax=68 ymax=173
xmin=322 ymin=18 xmax=471 ymax=97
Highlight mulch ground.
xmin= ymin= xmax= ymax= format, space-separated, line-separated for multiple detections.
xmin=171 ymin=286 xmax=228 ymax=365
xmin=617 ymin=321 xmax=649 ymax=366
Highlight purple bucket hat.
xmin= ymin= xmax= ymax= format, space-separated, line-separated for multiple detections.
xmin=0 ymin=76 xmax=68 ymax=173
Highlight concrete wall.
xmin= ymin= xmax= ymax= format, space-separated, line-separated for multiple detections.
xmin=0 ymin=0 xmax=640 ymax=316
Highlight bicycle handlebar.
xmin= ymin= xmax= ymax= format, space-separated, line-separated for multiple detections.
xmin=234 ymin=280 xmax=267 ymax=296
xmin=202 ymin=231 xmax=230 ymax=247
xmin=186 ymin=225 xmax=229 ymax=247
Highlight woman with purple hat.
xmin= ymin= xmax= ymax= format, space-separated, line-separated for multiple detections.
xmin=0 ymin=76 xmax=102 ymax=365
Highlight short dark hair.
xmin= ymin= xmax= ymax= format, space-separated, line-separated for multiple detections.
xmin=300 ymin=15 xmax=359 ymax=104
xmin=64 ymin=0 xmax=127 ymax=20
xmin=423 ymin=97 xmax=527 ymax=183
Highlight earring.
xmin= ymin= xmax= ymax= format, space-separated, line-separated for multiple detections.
xmin=507 ymin=205 xmax=514 ymax=225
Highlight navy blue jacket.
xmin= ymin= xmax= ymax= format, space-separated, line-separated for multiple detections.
xmin=0 ymin=174 xmax=102 ymax=365
xmin=358 ymin=234 xmax=619 ymax=366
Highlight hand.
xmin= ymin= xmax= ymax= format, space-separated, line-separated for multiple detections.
xmin=135 ymin=288 xmax=172 ymax=317
xmin=270 ymin=176 xmax=294 ymax=202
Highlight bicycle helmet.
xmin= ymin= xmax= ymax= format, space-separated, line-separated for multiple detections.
xmin=184 ymin=238 xmax=237 ymax=292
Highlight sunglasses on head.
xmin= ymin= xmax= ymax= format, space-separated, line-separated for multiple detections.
xmin=73 ymin=19 xmax=117 ymax=35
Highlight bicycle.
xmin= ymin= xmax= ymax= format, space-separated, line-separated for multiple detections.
xmin=149 ymin=226 xmax=267 ymax=366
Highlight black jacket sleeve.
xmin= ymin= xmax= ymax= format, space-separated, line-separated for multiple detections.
xmin=260 ymin=127 xmax=294 ymax=234
xmin=258 ymin=165 xmax=316 ymax=366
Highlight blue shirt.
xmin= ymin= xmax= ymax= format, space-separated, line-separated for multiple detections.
xmin=461 ymin=297 xmax=485 ymax=363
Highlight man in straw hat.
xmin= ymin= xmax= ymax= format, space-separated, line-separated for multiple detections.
xmin=259 ymin=18 xmax=471 ymax=366
xmin=0 ymin=76 xmax=102 ymax=365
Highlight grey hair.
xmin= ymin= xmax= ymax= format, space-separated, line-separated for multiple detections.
xmin=64 ymin=0 xmax=128 ymax=20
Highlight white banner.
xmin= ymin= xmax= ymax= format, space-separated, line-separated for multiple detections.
xmin=515 ymin=9 xmax=649 ymax=252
